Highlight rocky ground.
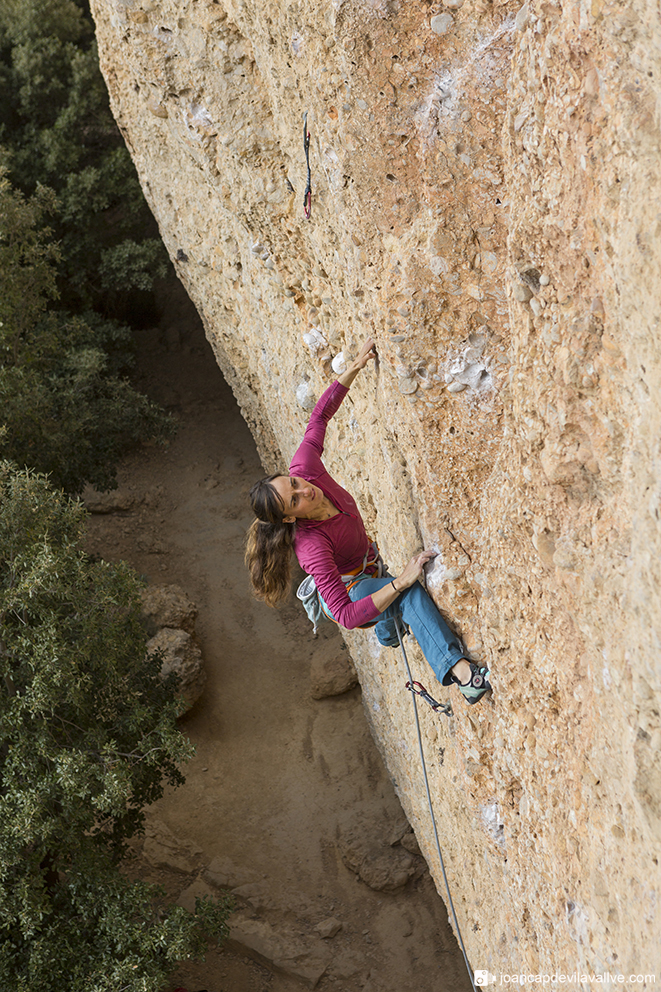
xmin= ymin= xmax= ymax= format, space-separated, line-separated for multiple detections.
xmin=83 ymin=285 xmax=471 ymax=992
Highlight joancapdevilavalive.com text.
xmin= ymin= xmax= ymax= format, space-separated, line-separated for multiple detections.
xmin=474 ymin=970 xmax=656 ymax=986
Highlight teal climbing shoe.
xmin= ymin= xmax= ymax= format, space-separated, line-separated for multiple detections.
xmin=456 ymin=662 xmax=492 ymax=705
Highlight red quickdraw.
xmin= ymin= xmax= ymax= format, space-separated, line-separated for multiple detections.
xmin=405 ymin=680 xmax=452 ymax=716
xmin=303 ymin=111 xmax=312 ymax=219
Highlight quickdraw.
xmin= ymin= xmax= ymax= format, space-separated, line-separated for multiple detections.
xmin=405 ymin=680 xmax=453 ymax=717
xmin=303 ymin=111 xmax=312 ymax=219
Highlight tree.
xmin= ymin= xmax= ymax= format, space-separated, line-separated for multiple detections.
xmin=0 ymin=174 xmax=59 ymax=363
xmin=0 ymin=463 xmax=232 ymax=991
xmin=0 ymin=0 xmax=169 ymax=313
xmin=0 ymin=175 xmax=174 ymax=494
xmin=0 ymin=0 xmax=178 ymax=494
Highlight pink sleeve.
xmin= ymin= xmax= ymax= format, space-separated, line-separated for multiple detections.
xmin=304 ymin=541 xmax=382 ymax=630
xmin=292 ymin=381 xmax=349 ymax=469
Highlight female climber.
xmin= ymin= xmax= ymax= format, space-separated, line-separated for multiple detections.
xmin=245 ymin=337 xmax=492 ymax=705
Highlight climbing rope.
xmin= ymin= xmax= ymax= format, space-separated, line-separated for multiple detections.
xmin=303 ymin=111 xmax=312 ymax=219
xmin=395 ymin=616 xmax=478 ymax=992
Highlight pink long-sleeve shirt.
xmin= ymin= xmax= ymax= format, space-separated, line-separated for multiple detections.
xmin=289 ymin=381 xmax=382 ymax=630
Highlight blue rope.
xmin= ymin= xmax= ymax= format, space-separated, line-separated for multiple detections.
xmin=395 ymin=615 xmax=478 ymax=992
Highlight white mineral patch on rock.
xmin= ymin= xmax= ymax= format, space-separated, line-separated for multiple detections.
xmin=429 ymin=254 xmax=450 ymax=276
xmin=331 ymin=351 xmax=347 ymax=374
xmin=481 ymin=802 xmax=505 ymax=848
xmin=302 ymin=327 xmax=328 ymax=355
xmin=296 ymin=380 xmax=317 ymax=411
xmin=442 ymin=331 xmax=495 ymax=397
xmin=430 ymin=13 xmax=454 ymax=34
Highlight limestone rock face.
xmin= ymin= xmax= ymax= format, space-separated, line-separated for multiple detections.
xmin=91 ymin=0 xmax=661 ymax=973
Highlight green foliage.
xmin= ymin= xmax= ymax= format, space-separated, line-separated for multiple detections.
xmin=0 ymin=464 xmax=232 ymax=991
xmin=0 ymin=178 xmax=175 ymax=494
xmin=0 ymin=6 xmax=225 ymax=986
xmin=0 ymin=0 xmax=177 ymax=494
xmin=0 ymin=0 xmax=169 ymax=310
xmin=0 ymin=174 xmax=59 ymax=362
xmin=99 ymin=239 xmax=169 ymax=294
xmin=0 ymin=347 xmax=175 ymax=494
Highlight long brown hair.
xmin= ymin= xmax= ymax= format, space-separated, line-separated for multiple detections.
xmin=245 ymin=474 xmax=296 ymax=606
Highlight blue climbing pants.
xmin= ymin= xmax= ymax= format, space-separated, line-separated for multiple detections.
xmin=348 ymin=575 xmax=465 ymax=686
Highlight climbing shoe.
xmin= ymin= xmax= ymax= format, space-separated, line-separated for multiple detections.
xmin=455 ymin=662 xmax=492 ymax=705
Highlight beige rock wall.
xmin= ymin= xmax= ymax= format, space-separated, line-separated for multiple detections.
xmin=91 ymin=0 xmax=661 ymax=977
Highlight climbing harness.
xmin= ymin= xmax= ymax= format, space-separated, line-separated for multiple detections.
xmin=303 ymin=111 xmax=312 ymax=219
xmin=394 ymin=616 xmax=478 ymax=992
xmin=406 ymin=679 xmax=452 ymax=716
xmin=339 ymin=542 xmax=384 ymax=592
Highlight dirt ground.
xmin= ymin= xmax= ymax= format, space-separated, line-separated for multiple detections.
xmin=83 ymin=284 xmax=472 ymax=992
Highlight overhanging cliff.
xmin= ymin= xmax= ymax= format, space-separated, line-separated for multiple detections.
xmin=91 ymin=0 xmax=661 ymax=974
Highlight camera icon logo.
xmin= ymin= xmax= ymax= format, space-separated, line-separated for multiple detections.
xmin=474 ymin=970 xmax=497 ymax=986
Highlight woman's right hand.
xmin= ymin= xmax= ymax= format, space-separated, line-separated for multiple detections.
xmin=395 ymin=550 xmax=437 ymax=591
xmin=369 ymin=549 xmax=437 ymax=615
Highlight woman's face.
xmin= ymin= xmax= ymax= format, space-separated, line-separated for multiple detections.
xmin=271 ymin=475 xmax=323 ymax=521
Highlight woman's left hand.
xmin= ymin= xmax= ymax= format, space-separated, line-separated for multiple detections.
xmin=337 ymin=337 xmax=377 ymax=389
xmin=352 ymin=337 xmax=377 ymax=370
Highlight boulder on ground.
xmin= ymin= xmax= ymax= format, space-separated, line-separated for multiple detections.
xmin=176 ymin=877 xmax=219 ymax=913
xmin=203 ymin=855 xmax=261 ymax=890
xmin=310 ymin=639 xmax=358 ymax=699
xmin=231 ymin=881 xmax=275 ymax=912
xmin=313 ymin=917 xmax=343 ymax=939
xmin=140 ymin=583 xmax=198 ymax=634
xmin=81 ymin=484 xmax=143 ymax=513
xmin=147 ymin=627 xmax=206 ymax=713
xmin=400 ymin=829 xmax=421 ymax=855
xmin=337 ymin=819 xmax=424 ymax=892
xmin=142 ymin=818 xmax=203 ymax=873
xmin=227 ymin=913 xmax=331 ymax=988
